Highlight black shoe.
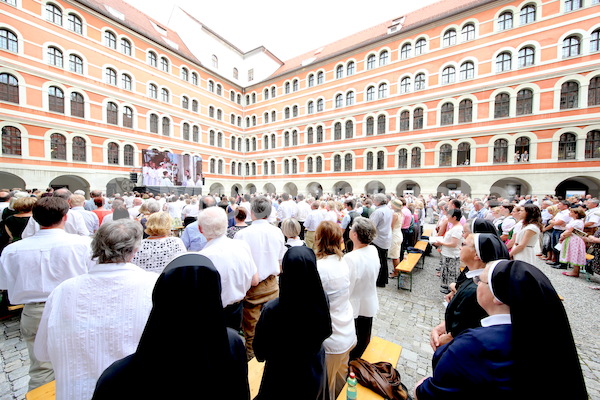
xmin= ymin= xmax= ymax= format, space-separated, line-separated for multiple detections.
xmin=376 ymin=283 xmax=386 ymax=288
xmin=551 ymin=264 xmax=567 ymax=269
xmin=440 ymin=288 xmax=451 ymax=294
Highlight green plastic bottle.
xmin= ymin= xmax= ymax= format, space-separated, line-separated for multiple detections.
xmin=347 ymin=372 xmax=358 ymax=399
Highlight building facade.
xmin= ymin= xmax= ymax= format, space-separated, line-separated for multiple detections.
xmin=1 ymin=0 xmax=599 ymax=198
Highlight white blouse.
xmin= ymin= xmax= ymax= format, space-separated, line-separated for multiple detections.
xmin=344 ymin=245 xmax=380 ymax=318
xmin=131 ymin=236 xmax=187 ymax=273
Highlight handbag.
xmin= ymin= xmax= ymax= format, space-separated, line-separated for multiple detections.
xmin=348 ymin=358 xmax=412 ymax=400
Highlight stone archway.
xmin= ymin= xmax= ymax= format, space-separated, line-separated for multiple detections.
xmin=437 ymin=179 xmax=472 ymax=197
xmin=395 ymin=180 xmax=421 ymax=197
xmin=283 ymin=182 xmax=298 ymax=197
xmin=245 ymin=183 xmax=257 ymax=194
xmin=49 ymin=175 xmax=91 ymax=195
xmin=306 ymin=182 xmax=323 ymax=199
xmin=332 ymin=181 xmax=353 ymax=196
xmin=231 ymin=183 xmax=243 ymax=197
xmin=263 ymin=183 xmax=276 ymax=195
xmin=0 ymin=172 xmax=26 ymax=190
xmin=364 ymin=180 xmax=386 ymax=194
xmin=489 ymin=177 xmax=532 ymax=200
xmin=555 ymin=175 xmax=600 ymax=198
xmin=208 ymin=182 xmax=225 ymax=196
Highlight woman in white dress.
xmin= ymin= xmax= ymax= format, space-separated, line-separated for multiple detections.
xmin=510 ymin=204 xmax=543 ymax=265
xmin=388 ymin=199 xmax=404 ymax=278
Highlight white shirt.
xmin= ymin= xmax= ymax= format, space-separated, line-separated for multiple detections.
xmin=22 ymin=209 xmax=89 ymax=238
xmin=276 ymin=200 xmax=298 ymax=221
xmin=239 ymin=201 xmax=252 ymax=223
xmin=131 ymin=237 xmax=187 ymax=274
xmin=199 ymin=235 xmax=257 ymax=306
xmin=317 ymin=254 xmax=356 ymax=354
xmin=345 ymin=245 xmax=379 ymax=318
xmin=70 ymin=206 xmax=99 ymax=235
xmin=234 ymin=219 xmax=285 ymax=281
xmin=0 ymin=229 xmax=91 ymax=304
xmin=441 ymin=224 xmax=463 ymax=258
xmin=553 ymin=209 xmax=572 ymax=231
xmin=370 ymin=205 xmax=394 ymax=249
xmin=296 ymin=201 xmax=311 ymax=222
xmin=585 ymin=207 xmax=600 ymax=227
xmin=304 ymin=208 xmax=325 ymax=231
xmin=34 ymin=262 xmax=158 ymax=400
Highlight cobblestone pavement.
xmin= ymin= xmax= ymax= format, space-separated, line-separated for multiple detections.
xmin=2 ymin=226 xmax=600 ymax=399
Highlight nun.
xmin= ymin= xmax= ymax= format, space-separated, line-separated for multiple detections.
xmin=430 ymin=233 xmax=509 ymax=350
xmin=253 ymin=246 xmax=332 ymax=400
xmin=417 ymin=260 xmax=587 ymax=400
xmin=92 ymin=254 xmax=250 ymax=400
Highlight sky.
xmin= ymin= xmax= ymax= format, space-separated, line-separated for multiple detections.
xmin=124 ymin=0 xmax=439 ymax=61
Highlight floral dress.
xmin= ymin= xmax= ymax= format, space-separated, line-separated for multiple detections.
xmin=559 ymin=219 xmax=586 ymax=268
xmin=586 ymin=228 xmax=600 ymax=275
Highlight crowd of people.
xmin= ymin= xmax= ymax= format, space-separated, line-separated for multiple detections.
xmin=0 ymin=186 xmax=595 ymax=399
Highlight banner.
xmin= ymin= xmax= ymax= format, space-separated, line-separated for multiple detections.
xmin=142 ymin=149 xmax=202 ymax=187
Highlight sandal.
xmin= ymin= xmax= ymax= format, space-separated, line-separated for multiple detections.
xmin=561 ymin=272 xmax=579 ymax=277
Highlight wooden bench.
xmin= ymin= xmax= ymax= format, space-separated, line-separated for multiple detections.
xmin=7 ymin=304 xmax=24 ymax=312
xmin=27 ymin=357 xmax=267 ymax=400
xmin=396 ymin=252 xmax=423 ymax=291
xmin=336 ymin=337 xmax=402 ymax=400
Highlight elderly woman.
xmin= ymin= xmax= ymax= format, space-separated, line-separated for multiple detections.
xmin=3 ymin=196 xmax=37 ymax=243
xmin=136 ymin=199 xmax=161 ymax=239
xmin=343 ymin=217 xmax=379 ymax=360
xmin=227 ymin=207 xmax=248 ymax=239
xmin=434 ymin=209 xmax=464 ymax=294
xmin=131 ymin=211 xmax=186 ymax=273
xmin=315 ymin=220 xmax=356 ymax=400
xmin=35 ymin=219 xmax=158 ymax=400
xmin=281 ymin=218 xmax=305 ymax=248
xmin=416 ymin=260 xmax=587 ymax=399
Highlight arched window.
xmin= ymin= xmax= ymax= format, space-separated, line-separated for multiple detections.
xmin=209 ymin=130 xmax=215 ymax=146
xmin=415 ymin=73 xmax=426 ymax=90
xmin=48 ymin=86 xmax=64 ymax=113
xmin=462 ymin=23 xmax=475 ymax=41
xmin=104 ymin=31 xmax=117 ymax=49
xmin=415 ymin=38 xmax=426 ymax=55
xmin=565 ymin=0 xmax=582 ymax=12
xmin=379 ymin=50 xmax=389 ymax=66
xmin=209 ymin=106 xmax=215 ymax=119
xmin=398 ymin=149 xmax=408 ymax=169
xmin=284 ymin=131 xmax=290 ymax=147
xmin=270 ymin=160 xmax=276 ymax=175
xmin=498 ymin=11 xmax=513 ymax=30
xmin=71 ymin=136 xmax=85 ymax=161
xmin=293 ymin=105 xmax=298 ymax=117
xmin=376 ymin=151 xmax=385 ymax=170
xmin=316 ymin=156 xmax=323 ymax=172
xmin=50 ymin=133 xmax=66 ymax=160
xmin=149 ymin=114 xmax=158 ymax=133
xmin=441 ymin=102 xmax=454 ymax=125
xmin=400 ymin=43 xmax=411 ymax=59
xmin=458 ymin=99 xmax=473 ymax=123
xmin=317 ymin=126 xmax=323 ymax=143
xmin=344 ymin=154 xmax=353 ymax=171
xmin=192 ymin=100 xmax=198 ymax=112
xmin=411 ymin=148 xmax=421 ymax=168
xmin=563 ymin=36 xmax=581 ymax=58
xmin=413 ymin=108 xmax=424 ymax=129
xmin=366 ymin=152 xmax=374 ymax=170
xmin=0 ymin=73 xmax=19 ymax=103
xmin=211 ymin=54 xmax=218 ymax=68
xmin=47 ymin=46 xmax=63 ymax=67
xmin=210 ymin=159 xmax=216 ymax=174
xmin=148 ymin=84 xmax=157 ymax=99
xmin=399 ymin=111 xmax=410 ymax=131
xmin=400 ymin=77 xmax=411 ymax=93
xmin=378 ymin=83 xmax=388 ymax=99
xmin=148 ymin=51 xmax=157 ymax=67
xmin=377 ymin=115 xmax=386 ymax=134
xmin=346 ymin=91 xmax=355 ymax=106
xmin=317 ymin=71 xmax=324 ymax=85
xmin=336 ymin=65 xmax=344 ymax=79
xmin=457 ymin=142 xmax=471 ymax=165
xmin=46 ymin=3 xmax=62 ymax=25
xmin=120 ymin=38 xmax=131 ymax=56
xmin=335 ymin=94 xmax=343 ymax=108
xmin=442 ymin=66 xmax=456 ymax=84
xmin=70 ymin=92 xmax=84 ymax=118
xmin=589 ymin=76 xmax=600 ymax=106
xmin=345 ymin=120 xmax=353 ymax=139
xmin=496 ymin=52 xmax=512 ymax=72
xmin=121 ymin=74 xmax=132 ymax=90
xmin=284 ymin=159 xmax=290 ymax=174
xmin=161 ymin=88 xmax=169 ymax=103
xmin=585 ymin=130 xmax=600 ymax=159
xmin=182 ymin=123 xmax=190 ymax=141
xmin=67 ymin=13 xmax=82 ymax=34
xmin=123 ymin=145 xmax=134 ymax=166
xmin=307 ymin=101 xmax=314 ymax=114
xmin=106 ymin=101 xmax=118 ymax=125
xmin=253 ymin=137 xmax=257 ymax=151
xmin=592 ymin=29 xmax=600 ymax=53
xmin=271 ymin=86 xmax=277 ymax=97
xmin=218 ymin=160 xmax=224 ymax=174
xmin=460 ymin=61 xmax=474 ymax=80
xmin=560 ymin=81 xmax=579 ymax=109
xmin=518 ymin=46 xmax=535 ymax=67
xmin=231 ymin=162 xmax=237 ymax=176
xmin=191 ymin=72 xmax=198 ymax=85
xmin=317 ymin=99 xmax=324 ymax=112
xmin=292 ymin=131 xmax=298 ymax=146
xmin=367 ymin=54 xmax=376 ymax=69
xmin=493 ymin=139 xmax=509 ymax=163
xmin=271 ymin=134 xmax=276 ymax=149
xmin=520 ymin=4 xmax=536 ymax=24
xmin=2 ymin=126 xmax=21 ymax=155
xmin=181 ymin=67 xmax=189 ymax=81
xmin=366 ymin=86 xmax=375 ymax=101
xmin=366 ymin=117 xmax=375 ymax=136
xmin=307 ymin=127 xmax=314 ymax=144
xmin=307 ymin=157 xmax=313 ymax=173
xmin=558 ymin=133 xmax=577 ymax=160
xmin=516 ymin=89 xmax=533 ymax=115
xmin=105 ymin=68 xmax=117 ymax=85
xmin=334 ymin=122 xmax=342 ymax=140
xmin=1 ymin=29 xmax=18 ymax=52
xmin=439 ymin=144 xmax=452 ymax=166
xmin=442 ymin=29 xmax=457 ymax=46
xmin=333 ymin=155 xmax=341 ymax=172
xmin=494 ymin=93 xmax=510 ymax=118
xmin=515 ymin=137 xmax=530 ymax=161
xmin=216 ymin=84 xmax=222 ymax=96
xmin=347 ymin=62 xmax=355 ymax=76
xmin=182 ymin=96 xmax=189 ymax=110
xmin=308 ymin=74 xmax=315 ymax=87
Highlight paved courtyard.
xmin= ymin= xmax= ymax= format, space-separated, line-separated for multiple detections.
xmin=1 ymin=226 xmax=600 ymax=399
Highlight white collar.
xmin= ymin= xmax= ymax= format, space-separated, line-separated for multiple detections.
xmin=481 ymin=314 xmax=511 ymax=327
xmin=466 ymin=268 xmax=484 ymax=278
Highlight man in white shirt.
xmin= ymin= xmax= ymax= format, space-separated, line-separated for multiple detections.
xmin=69 ymin=194 xmax=99 ymax=235
xmin=584 ymin=198 xmax=600 ymax=233
xmin=548 ymin=200 xmax=572 ymax=268
xmin=160 ymin=171 xmax=174 ymax=187
xmin=276 ymin=192 xmax=298 ymax=226
xmin=234 ymin=196 xmax=285 ymax=360
xmin=128 ymin=197 xmax=143 ymax=218
xmin=0 ymin=197 xmax=91 ymax=391
xmin=34 ymin=219 xmax=157 ymax=400
xmin=22 ymin=188 xmax=89 ymax=238
xmin=295 ymin=194 xmax=311 ymax=239
xmin=197 ymin=207 xmax=258 ymax=331
xmin=239 ymin=194 xmax=253 ymax=225
xmin=303 ymin=200 xmax=325 ymax=250
xmin=369 ymin=193 xmax=394 ymax=287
